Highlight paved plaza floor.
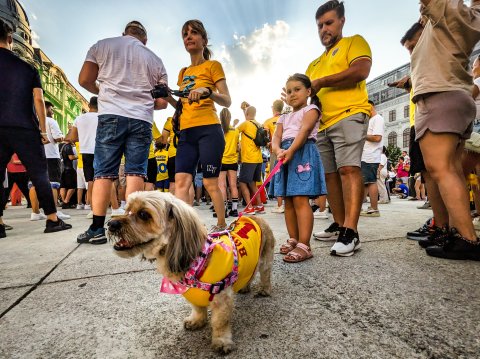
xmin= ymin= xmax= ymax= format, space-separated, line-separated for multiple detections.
xmin=0 ymin=197 xmax=479 ymax=358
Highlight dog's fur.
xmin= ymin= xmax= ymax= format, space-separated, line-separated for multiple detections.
xmin=107 ymin=191 xmax=275 ymax=354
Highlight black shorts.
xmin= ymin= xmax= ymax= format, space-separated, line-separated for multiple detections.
xmin=47 ymin=158 xmax=61 ymax=183
xmin=60 ymin=168 xmax=77 ymax=189
xmin=146 ymin=158 xmax=157 ymax=184
xmin=408 ymin=126 xmax=426 ymax=174
xmin=221 ymin=163 xmax=238 ymax=172
xmin=167 ymin=156 xmax=176 ymax=183
xmin=82 ymin=153 xmax=94 ymax=182
xmin=175 ymin=124 xmax=225 ymax=179
xmin=239 ymin=163 xmax=262 ymax=183
xmin=361 ymin=162 xmax=379 ymax=184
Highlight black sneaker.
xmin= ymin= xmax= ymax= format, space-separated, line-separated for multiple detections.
xmin=406 ymin=218 xmax=434 ymax=240
xmin=44 ymin=218 xmax=73 ymax=233
xmin=77 ymin=227 xmax=107 ymax=244
xmin=311 ymin=204 xmax=320 ymax=213
xmin=426 ymin=228 xmax=480 ymax=261
xmin=313 ymin=222 xmax=341 ymax=241
xmin=213 ymin=209 xmax=229 ymax=219
xmin=227 ymin=202 xmax=232 ymax=210
xmin=0 ymin=225 xmax=6 ymax=239
xmin=229 ymin=209 xmax=238 ymax=217
xmin=61 ymin=202 xmax=76 ymax=209
xmin=418 ymin=226 xmax=449 ymax=248
xmin=330 ymin=228 xmax=361 ymax=256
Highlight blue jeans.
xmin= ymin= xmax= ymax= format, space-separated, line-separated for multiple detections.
xmin=94 ymin=115 xmax=152 ymax=179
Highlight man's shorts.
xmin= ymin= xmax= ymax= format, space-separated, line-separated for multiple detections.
xmin=82 ymin=153 xmax=94 ymax=182
xmin=94 ymin=115 xmax=152 ymax=180
xmin=415 ymin=90 xmax=476 ymax=141
xmin=316 ymin=113 xmax=369 ymax=174
xmin=146 ymin=158 xmax=157 ymax=184
xmin=408 ymin=126 xmax=426 ymax=174
xmin=361 ymin=162 xmax=379 ymax=184
xmin=221 ymin=163 xmax=238 ymax=172
xmin=77 ymin=167 xmax=87 ymax=189
xmin=60 ymin=168 xmax=77 ymax=190
xmin=47 ymin=158 xmax=61 ymax=184
xmin=175 ymin=124 xmax=225 ymax=179
xmin=239 ymin=163 xmax=262 ymax=184
xmin=156 ymin=179 xmax=169 ymax=192
xmin=167 ymin=156 xmax=176 ymax=183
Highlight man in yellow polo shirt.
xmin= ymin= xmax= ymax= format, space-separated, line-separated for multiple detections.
xmin=307 ymin=0 xmax=372 ymax=257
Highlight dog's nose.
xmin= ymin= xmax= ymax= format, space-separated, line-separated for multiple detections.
xmin=107 ymin=219 xmax=122 ymax=232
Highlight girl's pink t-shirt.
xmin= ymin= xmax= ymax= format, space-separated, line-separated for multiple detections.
xmin=277 ymin=104 xmax=320 ymax=142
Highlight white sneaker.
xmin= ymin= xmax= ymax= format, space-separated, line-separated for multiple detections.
xmin=56 ymin=211 xmax=71 ymax=220
xmin=84 ymin=204 xmax=91 ymax=211
xmin=30 ymin=212 xmax=47 ymax=221
xmin=76 ymin=204 xmax=85 ymax=210
xmin=360 ymin=207 xmax=380 ymax=217
xmin=378 ymin=199 xmax=390 ymax=204
xmin=271 ymin=205 xmax=285 ymax=213
xmin=120 ymin=201 xmax=126 ymax=209
xmin=473 ymin=217 xmax=480 ymax=230
xmin=86 ymin=211 xmax=93 ymax=219
xmin=313 ymin=222 xmax=341 ymax=241
xmin=330 ymin=228 xmax=361 ymax=257
xmin=313 ymin=209 xmax=328 ymax=219
xmin=111 ymin=208 xmax=125 ymax=217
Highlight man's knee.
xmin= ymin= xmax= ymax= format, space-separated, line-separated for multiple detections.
xmin=338 ymin=166 xmax=360 ymax=177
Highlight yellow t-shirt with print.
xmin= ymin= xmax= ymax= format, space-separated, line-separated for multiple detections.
xmin=305 ymin=35 xmax=372 ymax=131
xmin=182 ymin=216 xmax=262 ymax=307
xmin=162 ymin=117 xmax=177 ymax=158
xmin=238 ymin=120 xmax=262 ymax=164
xmin=409 ymin=90 xmax=416 ymax=127
xmin=148 ymin=122 xmax=162 ymax=159
xmin=222 ymin=127 xmax=239 ymax=165
xmin=75 ymin=142 xmax=83 ymax=169
xmin=178 ymin=60 xmax=226 ymax=130
xmin=155 ymin=149 xmax=169 ymax=182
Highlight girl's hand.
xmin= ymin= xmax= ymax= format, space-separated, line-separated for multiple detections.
xmin=276 ymin=149 xmax=286 ymax=160
xmin=282 ymin=149 xmax=294 ymax=164
xmin=188 ymin=87 xmax=210 ymax=104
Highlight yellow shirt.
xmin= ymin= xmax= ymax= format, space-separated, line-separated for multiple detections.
xmin=238 ymin=120 xmax=263 ymax=164
xmin=162 ymin=117 xmax=177 ymax=158
xmin=182 ymin=217 xmax=262 ymax=307
xmin=155 ymin=149 xmax=169 ymax=182
xmin=75 ymin=142 xmax=83 ymax=169
xmin=263 ymin=115 xmax=279 ymax=143
xmin=305 ymin=35 xmax=372 ymax=131
xmin=409 ymin=90 xmax=416 ymax=127
xmin=178 ymin=60 xmax=226 ymax=130
xmin=148 ymin=122 xmax=162 ymax=159
xmin=222 ymin=127 xmax=239 ymax=165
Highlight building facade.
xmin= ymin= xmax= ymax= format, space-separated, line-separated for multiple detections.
xmin=0 ymin=0 xmax=88 ymax=134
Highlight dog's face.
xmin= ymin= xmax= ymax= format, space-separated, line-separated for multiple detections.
xmin=108 ymin=191 xmax=206 ymax=277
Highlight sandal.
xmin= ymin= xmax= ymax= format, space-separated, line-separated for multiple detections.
xmin=283 ymin=243 xmax=313 ymax=263
xmin=280 ymin=238 xmax=298 ymax=254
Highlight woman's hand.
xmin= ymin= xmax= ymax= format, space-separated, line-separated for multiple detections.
xmin=188 ymin=87 xmax=210 ymax=104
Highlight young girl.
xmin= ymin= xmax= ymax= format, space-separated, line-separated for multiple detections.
xmin=270 ymin=73 xmax=327 ymax=263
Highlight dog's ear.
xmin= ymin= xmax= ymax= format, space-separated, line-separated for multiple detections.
xmin=164 ymin=201 xmax=204 ymax=274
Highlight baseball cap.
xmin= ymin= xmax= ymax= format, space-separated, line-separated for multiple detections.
xmin=125 ymin=21 xmax=147 ymax=35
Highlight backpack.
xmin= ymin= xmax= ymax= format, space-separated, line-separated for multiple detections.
xmin=244 ymin=121 xmax=269 ymax=147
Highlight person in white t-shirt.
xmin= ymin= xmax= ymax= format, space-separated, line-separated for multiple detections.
xmin=377 ymin=146 xmax=390 ymax=203
xmin=66 ymin=96 xmax=98 ymax=215
xmin=360 ymin=102 xmax=385 ymax=217
xmin=29 ymin=101 xmax=71 ymax=221
xmin=77 ymin=21 xmax=168 ymax=244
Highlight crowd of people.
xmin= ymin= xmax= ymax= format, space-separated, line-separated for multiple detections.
xmin=1 ymin=0 xmax=479 ymax=263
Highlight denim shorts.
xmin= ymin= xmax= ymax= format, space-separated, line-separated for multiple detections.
xmin=94 ymin=115 xmax=152 ymax=179
xmin=361 ymin=161 xmax=379 ymax=184
xmin=269 ymin=139 xmax=327 ymax=198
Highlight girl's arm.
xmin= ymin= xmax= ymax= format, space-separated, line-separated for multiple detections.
xmin=188 ymin=79 xmax=232 ymax=107
xmin=282 ymin=109 xmax=319 ymax=163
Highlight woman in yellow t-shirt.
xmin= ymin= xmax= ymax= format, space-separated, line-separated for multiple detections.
xmin=165 ymin=20 xmax=232 ymax=232
xmin=218 ymin=108 xmax=240 ymax=217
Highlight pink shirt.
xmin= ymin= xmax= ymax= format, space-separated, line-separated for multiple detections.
xmin=277 ymin=104 xmax=320 ymax=141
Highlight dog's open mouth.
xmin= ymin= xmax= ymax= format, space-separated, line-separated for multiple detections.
xmin=113 ymin=238 xmax=155 ymax=251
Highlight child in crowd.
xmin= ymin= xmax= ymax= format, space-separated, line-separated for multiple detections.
xmin=392 ymin=178 xmax=409 ymax=199
xmin=270 ymin=73 xmax=327 ymax=263
xmin=155 ymin=145 xmax=169 ymax=192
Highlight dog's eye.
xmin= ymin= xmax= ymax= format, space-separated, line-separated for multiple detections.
xmin=138 ymin=210 xmax=151 ymax=221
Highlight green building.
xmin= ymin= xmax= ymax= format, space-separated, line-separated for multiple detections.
xmin=0 ymin=0 xmax=88 ymax=134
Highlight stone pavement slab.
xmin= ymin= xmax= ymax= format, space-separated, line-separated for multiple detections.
xmin=0 ymin=198 xmax=478 ymax=358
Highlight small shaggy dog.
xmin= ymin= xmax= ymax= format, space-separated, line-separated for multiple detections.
xmin=107 ymin=191 xmax=275 ymax=354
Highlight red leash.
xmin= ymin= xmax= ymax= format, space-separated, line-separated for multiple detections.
xmin=239 ymin=159 xmax=284 ymax=218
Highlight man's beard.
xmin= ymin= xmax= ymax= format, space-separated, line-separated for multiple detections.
xmin=321 ymin=33 xmax=339 ymax=49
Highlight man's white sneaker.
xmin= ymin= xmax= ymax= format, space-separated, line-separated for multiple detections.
xmin=111 ymin=208 xmax=125 ymax=217
xmin=330 ymin=228 xmax=361 ymax=257
xmin=86 ymin=211 xmax=93 ymax=219
xmin=313 ymin=222 xmax=341 ymax=241
xmin=378 ymin=199 xmax=390 ymax=204
xmin=473 ymin=217 xmax=480 ymax=230
xmin=56 ymin=211 xmax=71 ymax=220
xmin=271 ymin=205 xmax=285 ymax=213
xmin=313 ymin=209 xmax=329 ymax=219
xmin=30 ymin=212 xmax=47 ymax=221
xmin=76 ymin=204 xmax=85 ymax=210
xmin=360 ymin=207 xmax=380 ymax=217
xmin=84 ymin=204 xmax=91 ymax=211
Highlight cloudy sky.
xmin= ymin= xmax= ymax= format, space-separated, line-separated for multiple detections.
xmin=19 ymin=0 xmax=420 ymax=127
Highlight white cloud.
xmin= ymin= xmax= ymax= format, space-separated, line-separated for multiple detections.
xmin=31 ymin=30 xmax=40 ymax=47
xmin=31 ymin=13 xmax=37 ymax=20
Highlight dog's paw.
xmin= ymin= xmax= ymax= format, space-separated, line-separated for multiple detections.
xmin=237 ymin=284 xmax=251 ymax=294
xmin=254 ymin=289 xmax=271 ymax=298
xmin=212 ymin=337 xmax=234 ymax=354
xmin=184 ymin=317 xmax=207 ymax=330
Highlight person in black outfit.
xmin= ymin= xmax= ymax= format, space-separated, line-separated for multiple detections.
xmin=59 ymin=140 xmax=77 ymax=209
xmin=0 ymin=19 xmax=71 ymax=238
